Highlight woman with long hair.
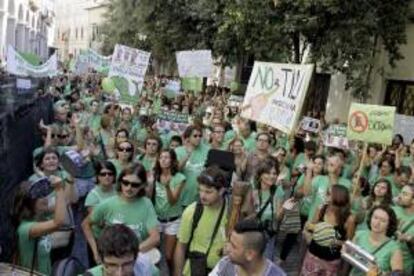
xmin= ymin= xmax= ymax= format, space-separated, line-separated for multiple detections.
xmin=12 ymin=178 xmax=67 ymax=275
xmin=82 ymin=163 xmax=160 ymax=264
xmin=228 ymin=137 xmax=248 ymax=181
xmin=250 ymin=158 xmax=279 ymax=261
xmin=349 ymin=205 xmax=403 ymax=276
xmin=150 ymin=149 xmax=186 ymax=273
xmin=301 ymin=185 xmax=355 ymax=276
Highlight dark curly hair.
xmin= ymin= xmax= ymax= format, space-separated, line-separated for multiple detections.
xmin=367 ymin=178 xmax=393 ymax=209
xmin=97 ymin=224 xmax=139 ymax=260
xmin=367 ymin=205 xmax=398 ymax=237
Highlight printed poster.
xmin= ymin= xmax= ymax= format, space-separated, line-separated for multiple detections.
xmin=241 ymin=61 xmax=314 ymax=134
xmin=347 ymin=103 xmax=396 ymax=145
xmin=109 ymin=44 xmax=151 ymax=103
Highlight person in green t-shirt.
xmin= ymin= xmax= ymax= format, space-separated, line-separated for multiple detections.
xmin=12 ymin=176 xmax=67 ymax=275
xmin=349 ymin=205 xmax=403 ymax=276
xmin=301 ymin=155 xmax=352 ymax=222
xmin=238 ymin=119 xmax=257 ymax=153
xmin=86 ymin=100 xmax=102 ymax=136
xmin=150 ymin=149 xmax=186 ymax=273
xmin=209 ymin=124 xmax=227 ymax=150
xmin=85 ymin=161 xmax=117 ymax=213
xmin=369 ymin=157 xmax=398 ymax=197
xmin=355 ymin=179 xmax=394 ymax=231
xmin=109 ymin=140 xmax=135 ymax=178
xmin=394 ymin=184 xmax=414 ymax=275
xmin=84 ymin=224 xmax=158 ymax=276
xmin=82 ymin=163 xmax=160 ymax=265
xmin=250 ymin=159 xmax=279 ymax=261
xmin=175 ymin=166 xmax=228 ymax=276
xmin=175 ymin=125 xmax=210 ymax=207
xmin=135 ymin=134 xmax=162 ymax=174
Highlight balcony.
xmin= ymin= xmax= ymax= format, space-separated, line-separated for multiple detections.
xmin=29 ymin=0 xmax=40 ymax=12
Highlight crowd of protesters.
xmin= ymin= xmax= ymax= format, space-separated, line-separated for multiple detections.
xmin=7 ymin=72 xmax=414 ymax=276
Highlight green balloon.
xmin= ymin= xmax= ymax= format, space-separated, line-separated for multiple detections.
xmin=102 ymin=77 xmax=116 ymax=93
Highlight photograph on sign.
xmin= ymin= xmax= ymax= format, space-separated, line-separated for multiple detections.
xmin=300 ymin=117 xmax=321 ymax=133
xmin=394 ymin=114 xmax=414 ymax=145
xmin=240 ymin=62 xmax=314 ymax=134
xmin=324 ymin=124 xmax=349 ymax=149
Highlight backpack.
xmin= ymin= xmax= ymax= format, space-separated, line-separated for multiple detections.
xmin=51 ymin=256 xmax=86 ymax=276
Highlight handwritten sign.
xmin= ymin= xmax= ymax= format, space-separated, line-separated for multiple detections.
xmin=394 ymin=114 xmax=414 ymax=145
xmin=109 ymin=44 xmax=151 ymax=103
xmin=157 ymin=111 xmax=189 ymax=134
xmin=240 ymin=62 xmax=314 ymax=134
xmin=347 ymin=103 xmax=396 ymax=145
xmin=176 ymin=50 xmax=213 ymax=78
xmin=300 ymin=117 xmax=321 ymax=133
xmin=324 ymin=124 xmax=349 ymax=149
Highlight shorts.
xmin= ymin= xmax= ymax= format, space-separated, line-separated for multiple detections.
xmin=158 ymin=218 xmax=181 ymax=236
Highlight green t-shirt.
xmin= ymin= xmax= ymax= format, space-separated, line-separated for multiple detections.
xmin=296 ymin=174 xmax=312 ymax=217
xmin=308 ymin=175 xmax=352 ymax=221
xmin=91 ymin=195 xmax=159 ymax=241
xmin=240 ymin=132 xmax=257 ymax=153
xmin=178 ymin=202 xmax=228 ymax=275
xmin=87 ymin=114 xmax=102 ymax=135
xmin=175 ymin=144 xmax=210 ymax=206
xmin=253 ymin=189 xmax=278 ymax=222
xmin=18 ymin=221 xmax=52 ymax=275
xmin=350 ymin=230 xmax=400 ymax=276
xmin=135 ymin=155 xmax=156 ymax=172
xmin=154 ymin=173 xmax=186 ymax=219
xmin=393 ymin=206 xmax=414 ymax=273
xmin=292 ymin=153 xmax=307 ymax=172
xmin=85 ymin=185 xmax=116 ymax=208
xmin=402 ymin=156 xmax=414 ymax=167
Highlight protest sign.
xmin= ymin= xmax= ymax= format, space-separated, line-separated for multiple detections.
xmin=181 ymin=77 xmax=203 ymax=92
xmin=176 ymin=50 xmax=213 ymax=78
xmin=74 ymin=49 xmax=111 ymax=74
xmin=6 ymin=46 xmax=58 ymax=78
xmin=347 ymin=103 xmax=396 ymax=145
xmin=109 ymin=44 xmax=151 ymax=104
xmin=300 ymin=117 xmax=321 ymax=133
xmin=394 ymin=114 xmax=414 ymax=145
xmin=163 ymin=80 xmax=181 ymax=99
xmin=240 ymin=62 xmax=314 ymax=134
xmin=324 ymin=124 xmax=349 ymax=149
xmin=16 ymin=78 xmax=31 ymax=90
xmin=157 ymin=111 xmax=189 ymax=134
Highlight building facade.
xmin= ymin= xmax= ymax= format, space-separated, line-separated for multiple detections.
xmin=0 ymin=0 xmax=55 ymax=62
xmin=54 ymin=0 xmax=107 ymax=61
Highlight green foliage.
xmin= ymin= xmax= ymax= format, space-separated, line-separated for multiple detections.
xmin=101 ymin=0 xmax=410 ymax=100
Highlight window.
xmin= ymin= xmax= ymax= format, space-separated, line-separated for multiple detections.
xmin=92 ymin=24 xmax=99 ymax=41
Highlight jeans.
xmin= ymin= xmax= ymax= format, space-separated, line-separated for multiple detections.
xmin=264 ymin=234 xmax=276 ymax=262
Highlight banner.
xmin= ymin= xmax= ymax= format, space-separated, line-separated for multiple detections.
xmin=300 ymin=117 xmax=321 ymax=133
xmin=181 ymin=77 xmax=203 ymax=92
xmin=6 ymin=45 xmax=58 ymax=78
xmin=394 ymin=114 xmax=414 ymax=145
xmin=347 ymin=103 xmax=396 ymax=145
xmin=109 ymin=44 xmax=151 ymax=103
xmin=74 ymin=49 xmax=111 ymax=74
xmin=176 ymin=50 xmax=213 ymax=77
xmin=241 ymin=62 xmax=314 ymax=134
xmin=157 ymin=111 xmax=189 ymax=134
xmin=324 ymin=124 xmax=349 ymax=149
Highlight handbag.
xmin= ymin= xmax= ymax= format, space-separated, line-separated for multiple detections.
xmin=50 ymin=205 xmax=75 ymax=249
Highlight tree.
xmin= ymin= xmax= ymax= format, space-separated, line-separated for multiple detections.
xmin=101 ymin=0 xmax=410 ymax=100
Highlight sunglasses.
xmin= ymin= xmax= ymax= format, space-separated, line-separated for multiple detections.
xmin=121 ymin=179 xmax=142 ymax=188
xmin=192 ymin=134 xmax=202 ymax=138
xmin=59 ymin=134 xmax=69 ymax=139
xmin=99 ymin=172 xmax=114 ymax=177
xmin=118 ymin=147 xmax=133 ymax=152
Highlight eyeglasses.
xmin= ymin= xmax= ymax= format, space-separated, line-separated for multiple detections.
xmin=192 ymin=134 xmax=202 ymax=138
xmin=118 ymin=147 xmax=133 ymax=152
xmin=99 ymin=172 xmax=114 ymax=177
xmin=121 ymin=179 xmax=142 ymax=188
xmin=257 ymin=138 xmax=269 ymax=143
